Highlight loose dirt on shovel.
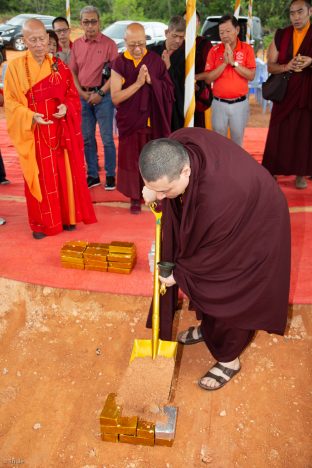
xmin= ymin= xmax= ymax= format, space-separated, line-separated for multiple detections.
xmin=116 ymin=356 xmax=175 ymax=421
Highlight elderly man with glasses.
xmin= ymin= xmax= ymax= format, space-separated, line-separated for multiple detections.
xmin=69 ymin=5 xmax=118 ymax=190
xmin=110 ymin=23 xmax=174 ymax=214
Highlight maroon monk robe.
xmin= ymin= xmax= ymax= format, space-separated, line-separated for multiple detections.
xmin=111 ymin=51 xmax=174 ymax=199
xmin=26 ymin=59 xmax=96 ymax=235
xmin=262 ymin=24 xmax=312 ymax=175
xmin=147 ymin=128 xmax=291 ymax=341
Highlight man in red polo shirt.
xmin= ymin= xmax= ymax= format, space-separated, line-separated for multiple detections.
xmin=69 ymin=6 xmax=118 ymax=190
xmin=205 ymin=14 xmax=256 ymax=146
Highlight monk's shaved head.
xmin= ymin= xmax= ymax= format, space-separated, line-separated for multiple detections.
xmin=124 ymin=22 xmax=146 ymax=39
xmin=140 ymin=139 xmax=190 ymax=182
xmin=22 ymin=18 xmax=47 ymax=36
xmin=22 ymin=18 xmax=49 ymax=64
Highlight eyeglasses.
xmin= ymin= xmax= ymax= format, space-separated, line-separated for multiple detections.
xmin=54 ymin=28 xmax=69 ymax=34
xmin=127 ymin=41 xmax=146 ymax=48
xmin=82 ymin=19 xmax=98 ymax=26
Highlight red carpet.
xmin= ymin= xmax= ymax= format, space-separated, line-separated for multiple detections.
xmin=0 ymin=121 xmax=311 ymax=303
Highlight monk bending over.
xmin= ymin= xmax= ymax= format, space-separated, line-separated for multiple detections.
xmin=140 ymin=128 xmax=291 ymax=390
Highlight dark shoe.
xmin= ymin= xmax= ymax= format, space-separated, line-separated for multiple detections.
xmin=177 ymin=326 xmax=204 ymax=345
xmin=32 ymin=232 xmax=46 ymax=240
xmin=105 ymin=176 xmax=116 ymax=191
xmin=130 ymin=199 xmax=141 ymax=214
xmin=63 ymin=224 xmax=76 ymax=231
xmin=295 ymin=176 xmax=307 ymax=189
xmin=87 ymin=176 xmax=100 ymax=188
xmin=0 ymin=178 xmax=10 ymax=185
xmin=198 ymin=362 xmax=241 ymax=391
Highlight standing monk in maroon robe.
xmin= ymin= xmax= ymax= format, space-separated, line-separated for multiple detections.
xmin=4 ymin=19 xmax=96 ymax=239
xmin=262 ymin=0 xmax=312 ymax=190
xmin=140 ymin=128 xmax=290 ymax=391
xmin=110 ymin=23 xmax=174 ymax=214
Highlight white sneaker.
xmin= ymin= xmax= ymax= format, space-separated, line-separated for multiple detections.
xmin=0 ymin=217 xmax=6 ymax=225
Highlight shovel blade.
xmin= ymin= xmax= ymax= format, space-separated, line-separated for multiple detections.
xmin=130 ymin=339 xmax=178 ymax=362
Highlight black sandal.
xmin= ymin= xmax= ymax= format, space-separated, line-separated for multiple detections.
xmin=177 ymin=326 xmax=204 ymax=345
xmin=198 ymin=362 xmax=241 ymax=391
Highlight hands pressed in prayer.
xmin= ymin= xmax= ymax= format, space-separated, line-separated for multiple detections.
xmin=224 ymin=43 xmax=234 ymax=65
xmin=161 ymin=50 xmax=171 ymax=70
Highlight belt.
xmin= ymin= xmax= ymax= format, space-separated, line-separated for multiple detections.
xmin=214 ymin=95 xmax=247 ymax=104
xmin=81 ymin=86 xmax=101 ymax=92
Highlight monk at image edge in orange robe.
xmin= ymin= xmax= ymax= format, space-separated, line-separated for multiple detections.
xmin=4 ymin=48 xmax=97 ymax=238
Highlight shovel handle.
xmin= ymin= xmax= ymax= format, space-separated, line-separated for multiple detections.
xmin=149 ymin=202 xmax=162 ymax=359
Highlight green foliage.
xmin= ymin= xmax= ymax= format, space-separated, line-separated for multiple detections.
xmin=0 ymin=0 xmax=294 ymax=33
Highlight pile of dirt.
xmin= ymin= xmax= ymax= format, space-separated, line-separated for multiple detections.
xmin=116 ymin=356 xmax=175 ymax=422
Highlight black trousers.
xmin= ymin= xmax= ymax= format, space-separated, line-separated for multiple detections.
xmin=201 ymin=314 xmax=255 ymax=362
xmin=0 ymin=151 xmax=6 ymax=181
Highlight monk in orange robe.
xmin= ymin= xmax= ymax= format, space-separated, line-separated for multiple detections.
xmin=4 ymin=19 xmax=96 ymax=239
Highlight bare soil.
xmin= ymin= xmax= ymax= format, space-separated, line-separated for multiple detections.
xmin=0 ymin=278 xmax=311 ymax=467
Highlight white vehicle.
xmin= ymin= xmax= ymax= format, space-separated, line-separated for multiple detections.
xmin=102 ymin=20 xmax=167 ymax=52
xmin=201 ymin=15 xmax=263 ymax=49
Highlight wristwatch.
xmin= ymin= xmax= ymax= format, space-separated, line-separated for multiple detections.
xmin=232 ymin=61 xmax=239 ymax=68
xmin=97 ymin=89 xmax=105 ymax=97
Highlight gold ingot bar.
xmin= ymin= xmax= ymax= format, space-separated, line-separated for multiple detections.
xmin=107 ymin=253 xmax=136 ymax=262
xmin=101 ymin=415 xmax=137 ymax=436
xmin=109 ymin=241 xmax=136 ymax=254
xmin=84 ymin=260 xmax=108 ymax=267
xmin=63 ymin=240 xmax=88 ymax=248
xmin=60 ymin=248 xmax=85 ymax=259
xmin=60 ymin=241 xmax=88 ymax=258
xmin=88 ymin=242 xmax=110 ymax=250
xmin=61 ymin=262 xmax=85 ymax=270
xmin=85 ymin=265 xmax=108 ymax=272
xmin=119 ymin=434 xmax=154 ymax=447
xmin=108 ymin=261 xmax=133 ymax=269
xmin=137 ymin=420 xmax=155 ymax=440
xmin=61 ymin=255 xmax=85 ymax=264
xmin=100 ymin=393 xmax=122 ymax=426
xmin=108 ymin=267 xmax=132 ymax=274
xmin=101 ymin=432 xmax=118 ymax=443
xmin=154 ymin=438 xmax=174 ymax=447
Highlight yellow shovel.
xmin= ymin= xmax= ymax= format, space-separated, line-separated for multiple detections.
xmin=130 ymin=202 xmax=178 ymax=361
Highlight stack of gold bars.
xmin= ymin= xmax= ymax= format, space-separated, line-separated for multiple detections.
xmin=60 ymin=240 xmax=88 ymax=270
xmin=60 ymin=241 xmax=136 ymax=273
xmin=84 ymin=242 xmax=109 ymax=272
xmin=107 ymin=241 xmax=136 ymax=274
xmin=100 ymin=393 xmax=177 ymax=447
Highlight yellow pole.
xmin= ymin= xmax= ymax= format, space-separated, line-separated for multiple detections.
xmin=234 ymin=0 xmax=241 ymax=18
xmin=184 ymin=0 xmax=196 ymax=127
xmin=66 ymin=0 xmax=71 ymax=26
xmin=246 ymin=0 xmax=253 ymax=44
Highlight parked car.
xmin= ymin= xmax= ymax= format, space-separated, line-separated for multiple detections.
xmin=0 ymin=14 xmax=55 ymax=51
xmin=0 ymin=37 xmax=7 ymax=64
xmin=201 ymin=15 xmax=264 ymax=51
xmin=102 ymin=20 xmax=167 ymax=52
